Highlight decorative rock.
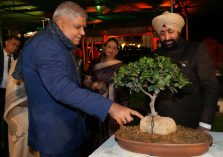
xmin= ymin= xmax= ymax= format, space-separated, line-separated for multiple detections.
xmin=140 ymin=115 xmax=177 ymax=135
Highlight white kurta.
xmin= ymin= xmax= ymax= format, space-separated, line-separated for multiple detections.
xmin=4 ymin=60 xmax=38 ymax=157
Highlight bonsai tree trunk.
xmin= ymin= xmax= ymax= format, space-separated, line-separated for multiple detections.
xmin=149 ymin=93 xmax=158 ymax=116
xmin=139 ymin=89 xmax=177 ymax=135
xmin=139 ymin=86 xmax=158 ymax=116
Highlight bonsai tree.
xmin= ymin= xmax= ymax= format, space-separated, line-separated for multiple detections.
xmin=113 ymin=55 xmax=191 ymax=135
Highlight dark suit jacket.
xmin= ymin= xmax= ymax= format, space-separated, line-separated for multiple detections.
xmin=0 ymin=49 xmax=18 ymax=84
xmin=21 ymin=25 xmax=112 ymax=154
xmin=153 ymin=39 xmax=219 ymax=129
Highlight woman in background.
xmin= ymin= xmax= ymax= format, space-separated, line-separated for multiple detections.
xmin=83 ymin=38 xmax=129 ymax=154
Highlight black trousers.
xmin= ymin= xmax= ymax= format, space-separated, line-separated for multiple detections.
xmin=0 ymin=88 xmax=9 ymax=157
xmin=0 ymin=88 xmax=6 ymax=119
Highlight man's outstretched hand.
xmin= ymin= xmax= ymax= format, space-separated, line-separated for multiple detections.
xmin=108 ymin=103 xmax=144 ymax=125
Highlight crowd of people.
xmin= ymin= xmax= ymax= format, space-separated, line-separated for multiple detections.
xmin=0 ymin=1 xmax=219 ymax=157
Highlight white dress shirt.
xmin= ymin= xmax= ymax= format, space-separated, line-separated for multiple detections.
xmin=1 ymin=50 xmax=14 ymax=88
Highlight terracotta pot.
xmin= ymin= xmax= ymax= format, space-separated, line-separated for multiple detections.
xmin=115 ymin=128 xmax=213 ymax=157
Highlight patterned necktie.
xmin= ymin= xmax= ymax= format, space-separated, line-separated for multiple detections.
xmin=8 ymin=54 xmax=12 ymax=71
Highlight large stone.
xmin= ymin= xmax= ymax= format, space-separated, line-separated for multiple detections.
xmin=140 ymin=115 xmax=177 ymax=135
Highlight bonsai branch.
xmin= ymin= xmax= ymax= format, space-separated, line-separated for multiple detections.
xmin=138 ymin=86 xmax=158 ymax=116
xmin=138 ymin=86 xmax=152 ymax=99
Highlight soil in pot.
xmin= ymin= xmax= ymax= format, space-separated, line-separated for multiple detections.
xmin=116 ymin=125 xmax=212 ymax=144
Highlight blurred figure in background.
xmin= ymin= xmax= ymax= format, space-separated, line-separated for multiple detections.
xmin=151 ymin=11 xmax=219 ymax=131
xmin=0 ymin=36 xmax=20 ymax=156
xmin=4 ymin=60 xmax=38 ymax=157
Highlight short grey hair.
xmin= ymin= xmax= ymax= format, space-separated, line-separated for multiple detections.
xmin=53 ymin=1 xmax=88 ymax=21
